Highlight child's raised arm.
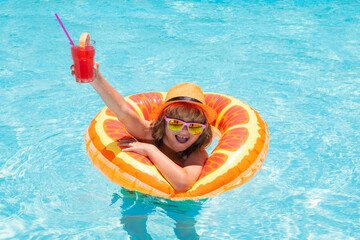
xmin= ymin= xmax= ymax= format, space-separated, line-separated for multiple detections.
xmin=73 ymin=62 xmax=152 ymax=140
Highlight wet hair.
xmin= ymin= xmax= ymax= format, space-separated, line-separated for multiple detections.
xmin=150 ymin=102 xmax=213 ymax=158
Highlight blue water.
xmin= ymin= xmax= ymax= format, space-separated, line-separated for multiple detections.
xmin=1 ymin=0 xmax=359 ymax=239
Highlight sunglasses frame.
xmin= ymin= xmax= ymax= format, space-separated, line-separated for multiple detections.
xmin=164 ymin=116 xmax=207 ymax=136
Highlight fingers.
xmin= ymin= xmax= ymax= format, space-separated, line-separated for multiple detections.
xmin=117 ymin=139 xmax=136 ymax=149
xmin=93 ymin=62 xmax=100 ymax=79
xmin=117 ymin=142 xmax=135 ymax=152
xmin=117 ymin=142 xmax=131 ymax=147
xmin=70 ymin=65 xmax=75 ymax=77
xmin=121 ymin=147 xmax=131 ymax=152
xmin=116 ymin=138 xmax=137 ymax=143
xmin=118 ymin=142 xmax=135 ymax=147
xmin=117 ymin=141 xmax=148 ymax=157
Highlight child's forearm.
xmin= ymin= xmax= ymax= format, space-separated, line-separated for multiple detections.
xmin=145 ymin=146 xmax=195 ymax=192
xmin=90 ymin=69 xmax=151 ymax=140
xmin=119 ymin=141 xmax=192 ymax=191
xmin=90 ymin=71 xmax=129 ymax=119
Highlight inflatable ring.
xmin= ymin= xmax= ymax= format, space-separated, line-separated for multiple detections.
xmin=85 ymin=92 xmax=269 ymax=201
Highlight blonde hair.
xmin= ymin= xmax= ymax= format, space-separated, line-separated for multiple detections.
xmin=150 ymin=103 xmax=213 ymax=157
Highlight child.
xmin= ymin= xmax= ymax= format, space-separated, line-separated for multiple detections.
xmin=71 ymin=63 xmax=217 ymax=192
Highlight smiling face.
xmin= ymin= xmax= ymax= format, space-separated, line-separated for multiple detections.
xmin=163 ymin=117 xmax=202 ymax=152
xmin=159 ymin=103 xmax=208 ymax=153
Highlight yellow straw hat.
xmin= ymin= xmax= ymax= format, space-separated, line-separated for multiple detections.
xmin=152 ymin=83 xmax=217 ymax=123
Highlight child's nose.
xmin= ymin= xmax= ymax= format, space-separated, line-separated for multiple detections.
xmin=180 ymin=125 xmax=189 ymax=134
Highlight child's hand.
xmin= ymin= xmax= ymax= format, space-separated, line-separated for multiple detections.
xmin=117 ymin=139 xmax=155 ymax=157
xmin=70 ymin=64 xmax=75 ymax=78
xmin=93 ymin=62 xmax=100 ymax=81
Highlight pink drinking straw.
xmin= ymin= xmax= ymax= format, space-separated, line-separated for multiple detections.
xmin=55 ymin=13 xmax=75 ymax=46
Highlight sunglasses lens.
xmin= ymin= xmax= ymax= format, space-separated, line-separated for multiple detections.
xmin=188 ymin=124 xmax=204 ymax=135
xmin=168 ymin=120 xmax=184 ymax=131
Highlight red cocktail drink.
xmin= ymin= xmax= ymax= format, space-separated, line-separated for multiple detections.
xmin=71 ymin=40 xmax=95 ymax=83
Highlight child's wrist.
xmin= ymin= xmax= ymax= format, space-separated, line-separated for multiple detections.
xmin=145 ymin=144 xmax=158 ymax=158
xmin=91 ymin=71 xmax=102 ymax=85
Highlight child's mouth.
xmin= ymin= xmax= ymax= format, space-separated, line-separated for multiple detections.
xmin=175 ymin=135 xmax=189 ymax=144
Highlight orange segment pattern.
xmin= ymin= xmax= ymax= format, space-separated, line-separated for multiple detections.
xmin=129 ymin=92 xmax=164 ymax=120
xmin=214 ymin=128 xmax=249 ymax=152
xmin=199 ymin=152 xmax=228 ymax=179
xmin=104 ymin=119 xmax=132 ymax=141
xmin=218 ymin=105 xmax=249 ymax=133
xmin=205 ymin=94 xmax=231 ymax=116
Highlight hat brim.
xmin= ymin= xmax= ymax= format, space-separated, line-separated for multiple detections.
xmin=152 ymin=100 xmax=218 ymax=124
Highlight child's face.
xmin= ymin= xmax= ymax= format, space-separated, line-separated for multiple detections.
xmin=162 ymin=116 xmax=201 ymax=152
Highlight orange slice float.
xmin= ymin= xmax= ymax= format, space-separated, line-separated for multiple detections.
xmin=85 ymin=92 xmax=269 ymax=201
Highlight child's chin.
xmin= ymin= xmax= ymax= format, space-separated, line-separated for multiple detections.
xmin=173 ymin=143 xmax=190 ymax=152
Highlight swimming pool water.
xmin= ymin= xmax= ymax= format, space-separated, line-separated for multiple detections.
xmin=1 ymin=0 xmax=359 ymax=239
